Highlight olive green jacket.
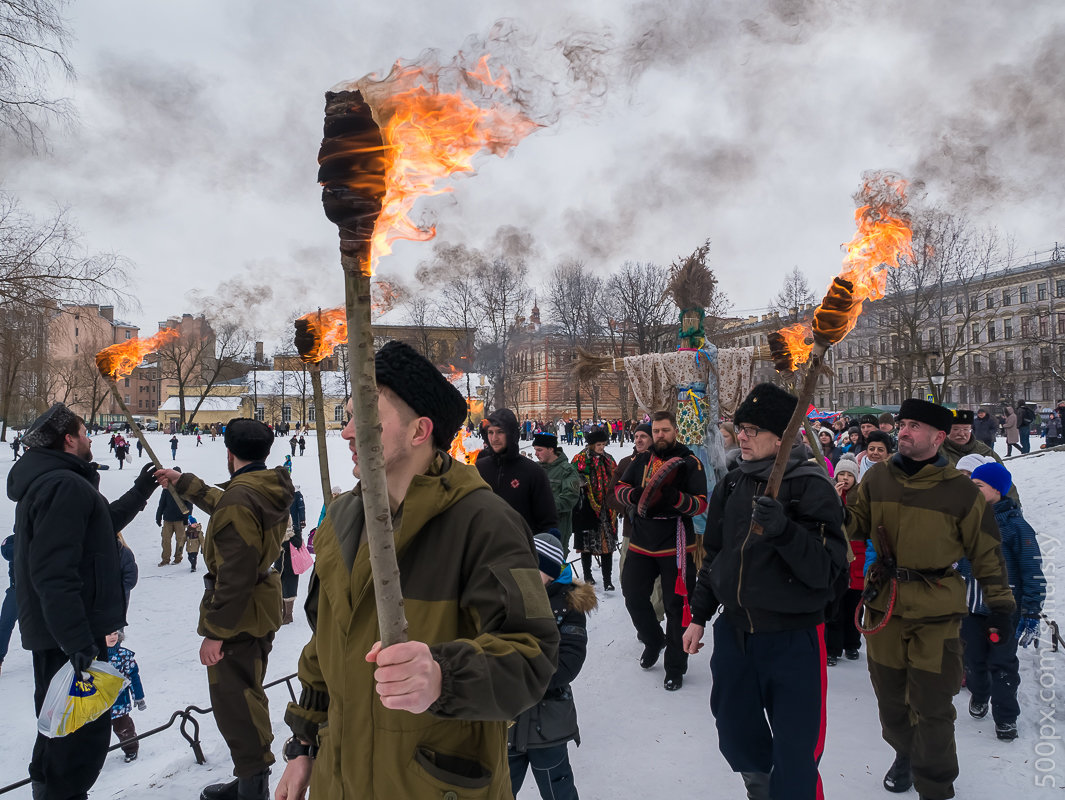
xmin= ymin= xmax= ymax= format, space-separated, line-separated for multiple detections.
xmin=847 ymin=455 xmax=1015 ymax=620
xmin=286 ymin=453 xmax=559 ymax=799
xmin=940 ymin=435 xmax=1021 ymax=503
xmin=176 ymin=466 xmax=294 ymax=640
xmin=542 ymin=451 xmax=580 ymax=544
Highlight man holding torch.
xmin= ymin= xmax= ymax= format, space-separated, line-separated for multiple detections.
xmin=845 ymin=399 xmax=1015 ymax=800
xmin=682 ymin=384 xmax=847 ymax=800
xmin=277 ymin=341 xmax=559 ymax=800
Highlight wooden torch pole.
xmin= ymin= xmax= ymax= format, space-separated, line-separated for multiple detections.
xmin=310 ymin=364 xmax=333 ymax=511
xmin=342 ymin=256 xmax=408 ymax=646
xmin=104 ymin=379 xmax=189 ymax=515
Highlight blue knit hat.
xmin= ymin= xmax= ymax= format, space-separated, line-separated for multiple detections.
xmin=972 ymin=462 xmax=1012 ymax=499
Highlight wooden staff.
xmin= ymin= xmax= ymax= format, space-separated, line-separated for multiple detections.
xmin=309 ymin=364 xmax=333 ymax=511
xmin=104 ymin=378 xmax=189 ymax=515
xmin=751 ymin=339 xmax=830 ymax=534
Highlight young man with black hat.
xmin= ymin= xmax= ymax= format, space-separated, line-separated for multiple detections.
xmin=275 ymin=341 xmax=559 ymax=800
xmin=614 ymin=411 xmax=708 ymax=690
xmin=533 ymin=432 xmax=580 ymax=555
xmin=478 ymin=407 xmax=559 ymax=535
xmin=682 ymin=383 xmax=847 ymax=800
xmin=157 ymin=418 xmax=295 ymax=800
xmin=845 ymin=398 xmax=1015 ymax=800
xmin=9 ymin=403 xmax=160 ymax=799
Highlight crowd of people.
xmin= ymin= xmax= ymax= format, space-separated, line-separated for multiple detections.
xmin=1 ymin=352 xmax=1054 ymax=800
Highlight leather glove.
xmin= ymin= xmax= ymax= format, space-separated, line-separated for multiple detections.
xmin=752 ymin=496 xmax=788 ymax=538
xmin=133 ymin=463 xmax=160 ymax=499
xmin=291 ymin=532 xmax=304 ymax=550
xmin=136 ymin=699 xmax=147 ymax=711
xmin=1016 ymin=615 xmax=1040 ymax=648
xmin=69 ymin=644 xmax=99 ymax=676
xmin=986 ymin=611 xmax=1014 ymax=645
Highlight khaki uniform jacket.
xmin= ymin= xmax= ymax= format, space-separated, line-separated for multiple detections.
xmin=542 ymin=451 xmax=580 ymax=544
xmin=286 ymin=453 xmax=559 ymax=800
xmin=940 ymin=435 xmax=1020 ymax=504
xmin=846 ymin=454 xmax=1015 ymax=620
xmin=176 ymin=466 xmax=295 ymax=640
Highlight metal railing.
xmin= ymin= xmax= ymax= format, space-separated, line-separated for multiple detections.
xmin=0 ymin=672 xmax=299 ymax=796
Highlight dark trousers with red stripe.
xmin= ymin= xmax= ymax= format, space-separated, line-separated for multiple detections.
xmin=710 ymin=616 xmax=827 ymax=800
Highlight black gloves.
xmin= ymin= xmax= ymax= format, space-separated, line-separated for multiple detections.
xmin=291 ymin=531 xmax=304 ymax=550
xmin=752 ymin=496 xmax=788 ymax=538
xmin=660 ymin=486 xmax=681 ymax=509
xmin=625 ymin=487 xmax=643 ymax=509
xmin=69 ymin=644 xmax=98 ymax=675
xmin=986 ymin=611 xmax=1014 ymax=645
xmin=133 ymin=463 xmax=160 ymax=499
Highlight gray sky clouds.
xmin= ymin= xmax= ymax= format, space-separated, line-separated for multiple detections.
xmin=6 ymin=1 xmax=1064 ymax=342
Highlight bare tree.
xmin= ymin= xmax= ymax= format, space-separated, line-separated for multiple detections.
xmin=400 ymin=292 xmax=436 ymax=361
xmin=416 ymin=241 xmax=485 ymax=374
xmin=0 ymin=0 xmax=74 ymax=148
xmin=547 ymin=260 xmax=604 ymax=420
xmin=184 ymin=319 xmax=251 ymax=426
xmin=476 ymin=255 xmax=530 ymax=410
xmin=0 ymin=193 xmax=133 ymax=309
xmin=769 ymin=266 xmax=815 ymax=323
xmin=0 ymin=302 xmax=46 ymax=438
xmin=606 ymin=261 xmax=673 ymax=355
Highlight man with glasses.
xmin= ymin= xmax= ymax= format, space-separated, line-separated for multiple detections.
xmin=614 ymin=411 xmax=707 ymax=691
xmin=683 ymin=383 xmax=847 ymax=800
xmin=940 ymin=408 xmax=1018 ymax=502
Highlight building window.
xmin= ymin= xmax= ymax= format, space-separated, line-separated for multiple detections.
xmin=1059 ymin=314 xmax=1065 ymax=336
xmin=970 ymin=296 xmax=979 ymax=311
xmin=1004 ymin=319 xmax=1013 ymax=339
xmin=971 ymin=324 xmax=981 ymax=344
xmin=1042 ymin=347 xmax=1052 ymax=368
xmin=1024 ymin=382 xmax=1033 ymax=401
xmin=282 ymin=405 xmax=291 ymax=422
xmin=944 ymin=386 xmax=953 ymax=403
xmin=955 ymin=326 xmax=964 ymax=345
xmin=986 ymin=293 xmax=994 ymax=309
xmin=1041 ymin=316 xmax=1049 ymax=337
xmin=1058 ymin=280 xmax=1065 ymax=299
xmin=987 ymin=353 xmax=997 ymax=371
xmin=955 ymin=299 xmax=963 ymax=314
xmin=1005 ymin=353 xmax=1014 ymax=372
xmin=255 ymin=404 xmax=265 ymax=422
xmin=75 ymin=326 xmax=79 ymax=336
xmin=1023 ymin=350 xmax=1032 ymax=370
xmin=858 ymin=366 xmax=864 ymax=381
xmin=973 ymin=358 xmax=982 ymax=374
xmin=1039 ymin=282 xmax=1048 ymax=301
xmin=958 ymin=356 xmax=966 ymax=374
xmin=124 ymin=377 xmax=131 ymax=387
xmin=1044 ymin=381 xmax=1054 ymax=401
xmin=125 ymin=330 xmax=132 ymax=339
xmin=138 ymin=400 xmax=143 ymax=409
xmin=124 ymin=394 xmax=130 ymax=404
xmin=1022 ymin=317 xmax=1034 ymax=336
xmin=987 ymin=322 xmax=996 ymax=342
xmin=1002 ymin=290 xmax=1011 ymax=306
xmin=974 ymin=385 xmax=983 ymax=404
xmin=1020 ymin=286 xmax=1029 ymax=303
xmin=308 ymin=404 xmax=316 ymax=422
xmin=334 ymin=404 xmax=345 ymax=422
xmin=960 ymin=385 xmax=968 ymax=404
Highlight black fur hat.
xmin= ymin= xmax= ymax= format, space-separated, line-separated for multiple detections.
xmin=585 ymin=427 xmax=610 ymax=445
xmin=375 ymin=340 xmax=467 ymax=451
xmin=734 ymin=383 xmax=798 ymax=439
xmin=532 ymin=432 xmax=558 ymax=449
xmin=953 ymin=409 xmax=974 ymax=425
xmin=898 ymin=398 xmax=954 ymax=434
xmin=23 ymin=403 xmax=81 ymax=449
xmin=225 ymin=418 xmax=274 ymax=461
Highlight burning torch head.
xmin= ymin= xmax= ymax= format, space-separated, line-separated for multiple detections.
xmin=294 ymin=308 xmax=347 ymax=364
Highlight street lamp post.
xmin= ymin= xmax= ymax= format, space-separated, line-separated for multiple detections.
xmin=931 ymin=372 xmax=946 ymax=404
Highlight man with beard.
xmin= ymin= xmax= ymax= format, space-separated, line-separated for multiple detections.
xmin=157 ymin=419 xmax=294 ymax=800
xmin=614 ymin=411 xmax=707 ymax=690
xmin=846 ymin=399 xmax=1014 ymax=800
xmin=275 ymin=341 xmax=558 ymax=800
xmin=533 ymin=431 xmax=580 ymax=555
xmin=477 ymin=408 xmax=558 ymax=535
xmin=9 ymin=403 xmax=159 ymax=799
xmin=681 ymin=384 xmax=847 ymax=800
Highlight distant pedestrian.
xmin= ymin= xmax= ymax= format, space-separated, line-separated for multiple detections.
xmin=0 ymin=535 xmax=16 ymax=675
xmin=184 ymin=517 xmax=203 ymax=572
xmin=289 ymin=435 xmax=298 ymax=457
xmin=169 ymin=435 xmax=179 ymax=461
xmin=196 ymin=434 xmax=203 ymax=447
xmin=136 ymin=438 xmax=144 ymax=458
xmin=11 ymin=434 xmax=20 ymax=460
xmin=297 ymin=435 xmax=306 ymax=456
xmin=114 ymin=434 xmax=129 ymax=469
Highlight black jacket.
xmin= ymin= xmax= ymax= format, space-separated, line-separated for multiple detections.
xmin=614 ymin=441 xmax=708 ymax=555
xmin=973 ymin=412 xmax=998 ymax=448
xmin=476 ymin=409 xmax=558 ymax=534
xmin=8 ymin=447 xmax=149 ymax=653
xmin=691 ymin=444 xmax=848 ymax=633
xmin=156 ymin=486 xmax=189 ymax=525
xmin=507 ymin=579 xmax=596 ymax=753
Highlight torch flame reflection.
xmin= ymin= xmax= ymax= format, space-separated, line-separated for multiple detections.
xmin=95 ymin=328 xmax=180 ymax=380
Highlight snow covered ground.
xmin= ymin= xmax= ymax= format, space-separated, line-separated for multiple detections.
xmin=0 ymin=431 xmax=1060 ymax=798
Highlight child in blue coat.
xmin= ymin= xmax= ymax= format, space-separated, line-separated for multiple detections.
xmin=960 ymin=462 xmax=1046 ymax=742
xmin=106 ymin=630 xmax=147 ymax=762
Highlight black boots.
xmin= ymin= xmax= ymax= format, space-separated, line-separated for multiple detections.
xmin=639 ymin=640 xmax=664 ymax=669
xmin=741 ymin=772 xmax=770 ymax=800
xmin=883 ymin=753 xmax=912 ymax=793
xmin=200 ymin=769 xmax=270 ymax=800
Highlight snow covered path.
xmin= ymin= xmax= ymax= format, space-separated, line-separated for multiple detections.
xmin=0 ymin=433 xmax=1059 ymax=798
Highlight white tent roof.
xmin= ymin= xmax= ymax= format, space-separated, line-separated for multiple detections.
xmin=158 ymin=395 xmax=243 ymax=412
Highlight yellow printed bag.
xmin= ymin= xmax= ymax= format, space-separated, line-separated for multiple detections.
xmin=37 ymin=661 xmax=130 ymax=738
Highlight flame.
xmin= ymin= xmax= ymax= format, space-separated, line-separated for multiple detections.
xmin=447 ymin=363 xmax=465 ymax=383
xmin=352 ymin=56 xmax=540 ymax=273
xmin=95 ymin=328 xmax=180 ymax=380
xmin=813 ymin=173 xmax=914 ymax=344
xmin=775 ymin=323 xmax=814 ymax=368
xmin=448 ymin=427 xmax=480 ymax=465
xmin=296 ymin=308 xmax=347 ymax=364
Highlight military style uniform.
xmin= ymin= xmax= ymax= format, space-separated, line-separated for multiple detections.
xmin=940 ymin=434 xmax=1020 ymax=503
xmin=176 ymin=464 xmax=295 ymax=778
xmin=847 ymin=454 xmax=1015 ymax=799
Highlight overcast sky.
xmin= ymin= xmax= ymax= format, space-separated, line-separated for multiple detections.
xmin=6 ymin=1 xmax=1065 ymax=345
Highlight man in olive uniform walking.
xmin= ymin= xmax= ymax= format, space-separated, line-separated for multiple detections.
xmin=846 ymin=399 xmax=1015 ymax=800
xmin=158 ymin=418 xmax=295 ymax=800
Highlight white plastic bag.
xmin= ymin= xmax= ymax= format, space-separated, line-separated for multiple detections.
xmin=37 ymin=661 xmax=130 ymax=738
